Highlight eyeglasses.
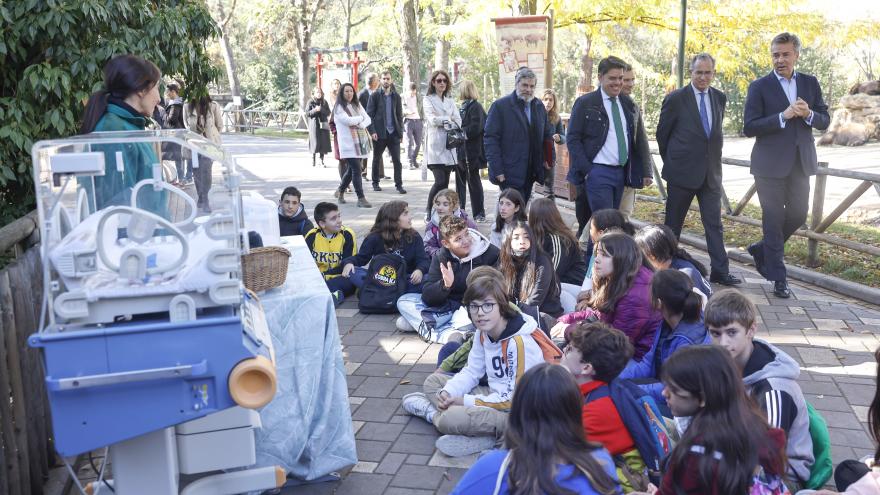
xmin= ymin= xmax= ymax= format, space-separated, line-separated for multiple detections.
xmin=467 ymin=302 xmax=496 ymax=314
xmin=434 ymin=78 xmax=448 ymax=84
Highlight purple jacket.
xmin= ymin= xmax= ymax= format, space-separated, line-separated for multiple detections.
xmin=423 ymin=209 xmax=478 ymax=257
xmin=560 ymin=265 xmax=661 ymax=360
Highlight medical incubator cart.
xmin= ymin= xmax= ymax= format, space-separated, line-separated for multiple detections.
xmin=28 ymin=130 xmax=285 ymax=494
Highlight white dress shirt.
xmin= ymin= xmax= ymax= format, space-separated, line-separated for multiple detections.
xmin=593 ymin=86 xmax=629 ymax=166
xmin=775 ymin=71 xmax=813 ymax=128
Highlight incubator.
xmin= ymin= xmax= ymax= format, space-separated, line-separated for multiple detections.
xmin=28 ymin=130 xmax=285 ymax=494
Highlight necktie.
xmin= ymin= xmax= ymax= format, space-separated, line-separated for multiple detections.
xmin=610 ymin=97 xmax=627 ymax=166
xmin=699 ymin=92 xmax=711 ymax=137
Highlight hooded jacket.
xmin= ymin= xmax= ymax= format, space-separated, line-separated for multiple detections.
xmin=743 ymin=339 xmax=814 ymax=482
xmin=442 ymin=311 xmax=544 ymax=410
xmin=422 ymin=228 xmax=499 ymax=307
xmin=559 ymin=265 xmax=661 ymax=360
xmin=278 ymin=204 xmax=315 ymax=237
xmin=422 ymin=209 xmax=478 ymax=257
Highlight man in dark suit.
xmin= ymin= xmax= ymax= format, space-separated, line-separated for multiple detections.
xmin=656 ymin=53 xmax=741 ymax=286
xmin=367 ymin=71 xmax=406 ymax=194
xmin=743 ymin=32 xmax=830 ymax=298
xmin=484 ymin=67 xmax=555 ymax=203
xmin=567 ymin=56 xmax=649 ymax=212
xmin=358 ymin=73 xmax=380 ymax=179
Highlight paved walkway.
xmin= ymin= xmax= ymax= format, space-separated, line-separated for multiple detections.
xmin=221 ymin=134 xmax=880 ymax=494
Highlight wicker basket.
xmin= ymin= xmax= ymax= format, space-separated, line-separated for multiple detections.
xmin=241 ymin=246 xmax=291 ymax=292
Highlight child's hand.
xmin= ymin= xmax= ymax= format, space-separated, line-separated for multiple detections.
xmin=550 ymin=322 xmax=568 ymax=340
xmin=437 ymin=390 xmax=461 ymax=410
xmin=410 ymin=269 xmax=423 ymax=284
xmin=440 ymin=261 xmax=454 ymax=288
xmin=342 ymin=263 xmax=355 ymax=277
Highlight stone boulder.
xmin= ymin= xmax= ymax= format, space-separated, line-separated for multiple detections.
xmin=819 ymin=87 xmax=880 ymax=146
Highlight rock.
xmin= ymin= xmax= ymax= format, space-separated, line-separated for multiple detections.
xmin=839 ymin=94 xmax=880 ymax=110
xmin=849 ymin=80 xmax=880 ymax=95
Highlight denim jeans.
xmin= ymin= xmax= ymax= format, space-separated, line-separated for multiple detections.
xmin=396 ymin=293 xmax=471 ymax=343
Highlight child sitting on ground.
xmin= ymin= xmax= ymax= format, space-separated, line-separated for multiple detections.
xmin=396 ymin=215 xmax=499 ymax=342
xmin=489 ymin=188 xmax=527 ymax=248
xmin=423 ymin=189 xmax=477 ymax=257
xmin=561 ymin=321 xmax=647 ymax=493
xmin=618 ymin=269 xmax=710 ymax=414
xmin=340 ymin=200 xmax=429 ymax=293
xmin=634 ymin=224 xmax=711 ymax=300
xmin=401 ymin=267 xmax=545 ymax=458
xmin=528 ymin=197 xmax=586 ymax=312
xmin=554 ymin=232 xmax=661 ymax=361
xmin=304 ymin=202 xmax=357 ymax=305
xmin=581 ymin=209 xmax=635 ymax=292
xmin=278 ymin=186 xmax=314 ymax=236
xmin=498 ymin=220 xmax=564 ymax=318
xmin=705 ymin=289 xmax=815 ymax=486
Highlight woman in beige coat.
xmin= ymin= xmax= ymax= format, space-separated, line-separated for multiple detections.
xmin=184 ymin=95 xmax=223 ymax=212
xmin=422 ymin=69 xmax=462 ymax=219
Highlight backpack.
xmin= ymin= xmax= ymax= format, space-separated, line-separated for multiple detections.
xmin=479 ymin=325 xmax=562 ymax=366
xmin=358 ymin=253 xmax=407 ymax=314
xmin=585 ymin=380 xmax=672 ymax=485
xmin=803 ymin=402 xmax=833 ymax=489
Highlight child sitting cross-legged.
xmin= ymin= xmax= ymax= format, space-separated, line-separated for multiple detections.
xmin=423 ymin=188 xmax=477 ymax=257
xmin=396 ymin=215 xmax=499 ymax=342
xmin=561 ymin=321 xmax=649 ymax=493
xmin=304 ymin=201 xmax=357 ymax=305
xmin=401 ymin=267 xmax=545 ymax=458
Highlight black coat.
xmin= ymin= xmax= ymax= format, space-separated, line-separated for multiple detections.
xmin=656 ymin=85 xmax=726 ymax=190
xmin=358 ymin=88 xmax=372 ymax=110
xmin=366 ymin=88 xmax=404 ymax=139
xmin=457 ymin=99 xmax=487 ymax=168
xmin=306 ymin=98 xmax=332 ymax=154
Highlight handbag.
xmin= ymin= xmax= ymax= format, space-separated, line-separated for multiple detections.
xmin=444 ymin=121 xmax=466 ymax=150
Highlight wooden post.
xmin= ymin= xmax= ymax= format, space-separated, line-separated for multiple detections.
xmin=807 ymin=162 xmax=828 ymax=267
xmin=0 ymin=271 xmax=30 ymax=495
xmin=545 ymin=11 xmax=554 ymax=91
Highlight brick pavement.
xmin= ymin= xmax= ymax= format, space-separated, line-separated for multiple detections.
xmin=218 ymin=135 xmax=880 ymax=494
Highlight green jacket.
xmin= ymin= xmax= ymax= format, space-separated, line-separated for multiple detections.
xmin=81 ymin=103 xmax=166 ymax=215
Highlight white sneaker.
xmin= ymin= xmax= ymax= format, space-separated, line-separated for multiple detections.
xmin=396 ymin=316 xmax=415 ymax=332
xmin=401 ymin=392 xmax=437 ymax=423
xmin=435 ymin=435 xmax=496 ymax=457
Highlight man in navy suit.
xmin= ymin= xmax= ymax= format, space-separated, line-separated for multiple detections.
xmin=566 ymin=56 xmax=649 ymax=212
xmin=484 ymin=67 xmax=555 ymax=203
xmin=656 ymin=53 xmax=741 ymax=286
xmin=743 ymin=32 xmax=830 ymax=298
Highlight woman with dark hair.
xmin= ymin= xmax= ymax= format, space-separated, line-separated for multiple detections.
xmin=451 ymin=363 xmax=620 ymax=494
xmin=646 ymin=345 xmax=788 ymax=494
xmin=528 ymin=198 xmax=586 ymax=312
xmin=184 ymin=93 xmax=223 ymax=212
xmin=423 ymin=69 xmax=463 ymax=220
xmin=306 ymin=86 xmax=332 ymax=167
xmin=554 ymin=232 xmax=660 ymax=361
xmin=498 ymin=220 xmax=563 ymax=318
xmin=332 ymin=82 xmax=372 ymax=208
xmin=541 ymin=89 xmax=566 ymax=200
xmin=457 ymin=80 xmax=487 ymax=221
xmin=490 ymin=188 xmax=527 ymax=248
xmin=634 ymin=224 xmax=712 ymax=299
xmin=79 ymin=54 xmax=165 ymax=215
xmin=579 ymin=208 xmax=636 ymax=292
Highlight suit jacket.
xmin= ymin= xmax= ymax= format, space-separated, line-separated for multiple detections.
xmin=483 ymin=91 xmax=555 ymax=188
xmin=357 ymin=87 xmax=372 ymax=111
xmin=743 ymin=71 xmax=830 ymax=178
xmin=656 ymin=85 xmax=726 ymax=190
xmin=565 ymin=89 xmax=644 ymax=188
xmin=366 ymin=87 xmax=404 ymax=139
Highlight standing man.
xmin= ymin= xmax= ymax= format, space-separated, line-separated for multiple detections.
xmin=656 ymin=53 xmax=742 ymax=286
xmin=367 ymin=71 xmax=407 ymax=194
xmin=358 ymin=73 xmax=380 ymax=179
xmin=164 ymin=83 xmax=188 ymax=184
xmin=403 ymin=82 xmax=423 ymax=170
xmin=618 ymin=64 xmax=654 ymax=220
xmin=743 ymin=33 xmax=830 ymax=298
xmin=566 ymin=56 xmax=649 ymax=213
xmin=484 ymin=67 xmax=555 ymax=203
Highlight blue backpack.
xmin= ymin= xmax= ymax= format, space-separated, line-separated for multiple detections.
xmin=585 ymin=380 xmax=672 ymax=484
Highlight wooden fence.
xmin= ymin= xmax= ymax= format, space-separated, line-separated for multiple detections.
xmin=0 ymin=214 xmax=54 ymax=495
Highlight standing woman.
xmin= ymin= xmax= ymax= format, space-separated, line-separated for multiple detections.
xmin=79 ymin=54 xmax=166 ymax=216
xmin=332 ymin=82 xmax=372 ymax=208
xmin=541 ymin=89 xmax=566 ymax=200
xmin=307 ymin=87 xmax=332 ymax=167
xmin=423 ymin=70 xmax=462 ymax=220
xmin=456 ymin=80 xmax=487 ymax=222
xmin=184 ymin=93 xmax=224 ymax=213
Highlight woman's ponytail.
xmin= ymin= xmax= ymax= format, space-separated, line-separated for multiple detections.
xmin=681 ymin=289 xmax=703 ymax=322
xmin=80 ymin=89 xmax=110 ymax=134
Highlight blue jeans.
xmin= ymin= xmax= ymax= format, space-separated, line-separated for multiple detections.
xmin=396 ymin=293 xmax=472 ymax=343
xmin=586 ymin=163 xmax=625 ymax=212
xmin=326 ymin=275 xmax=356 ymax=296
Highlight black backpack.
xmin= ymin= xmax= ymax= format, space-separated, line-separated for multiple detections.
xmin=358 ymin=253 xmax=408 ymax=314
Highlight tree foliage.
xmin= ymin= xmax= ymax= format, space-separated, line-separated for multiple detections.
xmin=0 ymin=0 xmax=219 ymax=227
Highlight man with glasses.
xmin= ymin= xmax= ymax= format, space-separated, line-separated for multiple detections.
xmin=656 ymin=53 xmax=742 ymax=287
xmin=484 ymin=67 xmax=556 ymax=203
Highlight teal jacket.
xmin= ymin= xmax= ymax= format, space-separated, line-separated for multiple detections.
xmin=81 ymin=103 xmax=166 ymax=215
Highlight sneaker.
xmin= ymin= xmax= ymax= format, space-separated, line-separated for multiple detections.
xmin=474 ymin=214 xmax=486 ymax=222
xmin=396 ymin=187 xmax=407 ymax=194
xmin=331 ymin=290 xmax=344 ymax=307
xmin=396 ymin=316 xmax=415 ymax=332
xmin=401 ymin=392 xmax=437 ymax=423
xmin=435 ymin=435 xmax=496 ymax=457
xmin=372 ymin=184 xmax=382 ymax=191
xmin=357 ymin=197 xmax=372 ymax=208
xmin=336 ymin=190 xmax=346 ymax=204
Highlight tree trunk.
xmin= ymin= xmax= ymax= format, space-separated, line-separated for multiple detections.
xmin=298 ymin=48 xmax=311 ymax=112
xmin=577 ymin=34 xmax=593 ymax=95
xmin=433 ymin=0 xmax=451 ymax=71
xmin=219 ymin=32 xmax=241 ymax=99
xmin=399 ymin=0 xmax=420 ymax=94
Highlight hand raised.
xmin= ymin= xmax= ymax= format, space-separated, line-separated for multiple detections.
xmin=440 ymin=261 xmax=455 ymax=288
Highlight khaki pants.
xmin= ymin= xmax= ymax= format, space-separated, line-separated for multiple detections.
xmin=423 ymin=372 xmax=508 ymax=443
xmin=619 ymin=186 xmax=636 ymax=219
